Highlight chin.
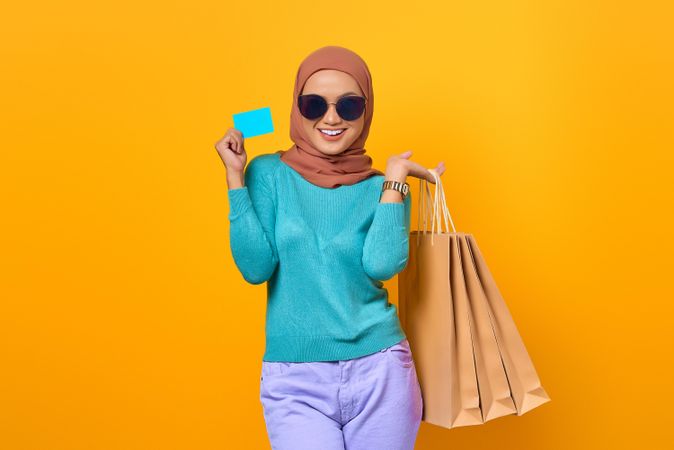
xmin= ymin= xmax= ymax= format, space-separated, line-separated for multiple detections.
xmin=316 ymin=145 xmax=349 ymax=155
xmin=311 ymin=137 xmax=356 ymax=156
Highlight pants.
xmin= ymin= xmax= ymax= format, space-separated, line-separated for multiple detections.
xmin=259 ymin=338 xmax=423 ymax=450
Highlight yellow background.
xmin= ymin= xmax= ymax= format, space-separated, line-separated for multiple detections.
xmin=2 ymin=1 xmax=672 ymax=449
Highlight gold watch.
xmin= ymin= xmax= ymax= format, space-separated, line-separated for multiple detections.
xmin=381 ymin=180 xmax=410 ymax=199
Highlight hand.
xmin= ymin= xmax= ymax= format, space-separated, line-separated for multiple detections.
xmin=385 ymin=150 xmax=445 ymax=183
xmin=215 ymin=127 xmax=247 ymax=174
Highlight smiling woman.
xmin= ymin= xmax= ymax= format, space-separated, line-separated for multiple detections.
xmin=219 ymin=45 xmax=427 ymax=450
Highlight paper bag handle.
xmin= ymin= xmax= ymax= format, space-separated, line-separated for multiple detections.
xmin=416 ymin=168 xmax=457 ymax=246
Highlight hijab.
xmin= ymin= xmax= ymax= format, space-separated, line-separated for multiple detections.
xmin=278 ymin=46 xmax=384 ymax=189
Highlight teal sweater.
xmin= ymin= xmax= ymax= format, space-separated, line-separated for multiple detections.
xmin=227 ymin=151 xmax=411 ymax=362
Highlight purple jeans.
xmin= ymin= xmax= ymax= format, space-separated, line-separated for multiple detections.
xmin=259 ymin=338 xmax=423 ymax=450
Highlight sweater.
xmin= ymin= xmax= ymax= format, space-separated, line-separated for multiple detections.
xmin=227 ymin=151 xmax=411 ymax=362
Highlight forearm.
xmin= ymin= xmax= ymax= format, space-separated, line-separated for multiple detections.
xmin=228 ymin=187 xmax=279 ymax=284
xmin=362 ymin=171 xmax=411 ymax=280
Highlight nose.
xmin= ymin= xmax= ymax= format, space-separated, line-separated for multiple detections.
xmin=322 ymin=103 xmax=342 ymax=125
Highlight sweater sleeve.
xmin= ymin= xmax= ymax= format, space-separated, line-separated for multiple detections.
xmin=361 ymin=193 xmax=412 ymax=281
xmin=227 ymin=155 xmax=279 ymax=285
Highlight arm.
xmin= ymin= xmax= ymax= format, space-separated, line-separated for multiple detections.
xmin=361 ymin=183 xmax=412 ymax=281
xmin=227 ymin=156 xmax=279 ymax=284
xmin=361 ymin=151 xmax=444 ymax=281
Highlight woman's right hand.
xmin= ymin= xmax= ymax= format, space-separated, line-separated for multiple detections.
xmin=215 ymin=127 xmax=247 ymax=174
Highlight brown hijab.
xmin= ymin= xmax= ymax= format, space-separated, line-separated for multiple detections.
xmin=278 ymin=46 xmax=384 ymax=188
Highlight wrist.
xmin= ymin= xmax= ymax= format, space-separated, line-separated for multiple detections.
xmin=226 ymin=169 xmax=245 ymax=189
xmin=380 ymin=188 xmax=404 ymax=203
xmin=384 ymin=163 xmax=408 ymax=183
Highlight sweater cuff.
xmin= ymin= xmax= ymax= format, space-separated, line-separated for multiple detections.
xmin=373 ymin=201 xmax=405 ymax=228
xmin=227 ymin=186 xmax=252 ymax=221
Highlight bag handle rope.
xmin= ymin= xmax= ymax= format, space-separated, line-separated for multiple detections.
xmin=416 ymin=169 xmax=456 ymax=246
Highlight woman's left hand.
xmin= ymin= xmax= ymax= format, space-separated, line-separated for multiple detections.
xmin=385 ymin=150 xmax=445 ymax=183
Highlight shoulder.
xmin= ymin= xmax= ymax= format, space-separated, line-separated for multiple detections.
xmin=244 ymin=152 xmax=283 ymax=183
xmin=246 ymin=152 xmax=282 ymax=174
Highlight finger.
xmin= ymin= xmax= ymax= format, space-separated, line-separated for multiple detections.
xmin=427 ymin=168 xmax=439 ymax=183
xmin=234 ymin=136 xmax=243 ymax=153
xmin=399 ymin=149 xmax=413 ymax=159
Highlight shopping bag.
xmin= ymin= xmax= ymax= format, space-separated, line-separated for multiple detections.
xmin=398 ymin=169 xmax=551 ymax=429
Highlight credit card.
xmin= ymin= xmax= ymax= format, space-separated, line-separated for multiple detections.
xmin=232 ymin=106 xmax=274 ymax=138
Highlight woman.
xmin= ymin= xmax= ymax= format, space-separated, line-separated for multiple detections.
xmin=215 ymin=46 xmax=445 ymax=450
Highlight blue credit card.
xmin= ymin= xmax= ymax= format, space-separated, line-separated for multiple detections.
xmin=232 ymin=106 xmax=274 ymax=138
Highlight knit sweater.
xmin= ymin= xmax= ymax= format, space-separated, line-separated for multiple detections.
xmin=227 ymin=151 xmax=411 ymax=362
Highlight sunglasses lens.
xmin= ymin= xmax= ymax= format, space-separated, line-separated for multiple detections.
xmin=298 ymin=95 xmax=327 ymax=120
xmin=337 ymin=96 xmax=366 ymax=121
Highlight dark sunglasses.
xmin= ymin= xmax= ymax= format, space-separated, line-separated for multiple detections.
xmin=297 ymin=94 xmax=367 ymax=121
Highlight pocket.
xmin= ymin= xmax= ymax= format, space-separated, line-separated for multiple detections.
xmin=386 ymin=339 xmax=414 ymax=368
xmin=260 ymin=361 xmax=303 ymax=407
xmin=260 ymin=361 xmax=297 ymax=382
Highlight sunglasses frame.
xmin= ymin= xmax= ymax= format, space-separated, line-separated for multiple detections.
xmin=297 ymin=94 xmax=368 ymax=121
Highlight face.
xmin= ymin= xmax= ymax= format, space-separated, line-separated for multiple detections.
xmin=299 ymin=69 xmax=366 ymax=156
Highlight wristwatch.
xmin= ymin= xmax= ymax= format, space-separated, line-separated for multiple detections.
xmin=381 ymin=180 xmax=410 ymax=199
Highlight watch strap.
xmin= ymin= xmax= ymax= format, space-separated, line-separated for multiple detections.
xmin=381 ymin=180 xmax=410 ymax=199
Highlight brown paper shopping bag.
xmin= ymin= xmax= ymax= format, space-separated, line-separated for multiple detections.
xmin=398 ymin=170 xmax=551 ymax=429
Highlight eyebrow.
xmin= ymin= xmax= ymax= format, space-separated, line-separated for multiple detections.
xmin=303 ymin=91 xmax=361 ymax=98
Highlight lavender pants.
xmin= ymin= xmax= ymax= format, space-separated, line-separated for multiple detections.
xmin=259 ymin=338 xmax=423 ymax=450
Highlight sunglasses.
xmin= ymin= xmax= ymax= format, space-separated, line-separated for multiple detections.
xmin=297 ymin=94 xmax=367 ymax=121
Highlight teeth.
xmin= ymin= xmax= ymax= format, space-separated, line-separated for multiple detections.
xmin=320 ymin=129 xmax=344 ymax=136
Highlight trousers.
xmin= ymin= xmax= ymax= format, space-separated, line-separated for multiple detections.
xmin=259 ymin=338 xmax=423 ymax=450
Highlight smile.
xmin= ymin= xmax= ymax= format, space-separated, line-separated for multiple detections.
xmin=319 ymin=129 xmax=346 ymax=136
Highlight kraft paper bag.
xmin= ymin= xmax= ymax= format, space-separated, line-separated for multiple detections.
xmin=398 ymin=170 xmax=550 ymax=430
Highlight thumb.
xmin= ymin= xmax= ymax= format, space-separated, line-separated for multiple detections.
xmin=399 ymin=149 xmax=413 ymax=159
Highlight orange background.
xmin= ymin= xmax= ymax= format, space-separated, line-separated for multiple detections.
xmin=1 ymin=1 xmax=673 ymax=449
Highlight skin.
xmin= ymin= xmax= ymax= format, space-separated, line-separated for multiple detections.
xmin=216 ymin=69 xmax=445 ymax=203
